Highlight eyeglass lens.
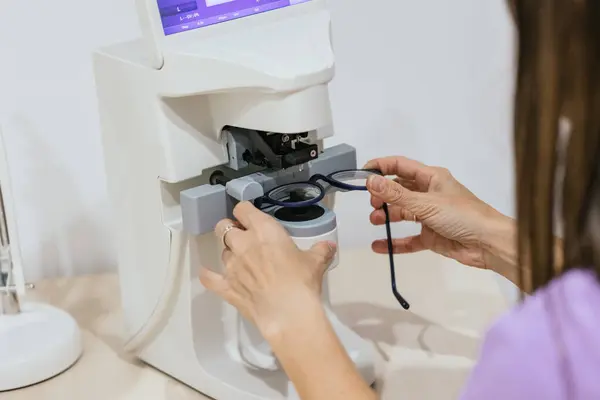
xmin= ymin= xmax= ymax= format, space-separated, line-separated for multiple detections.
xmin=328 ymin=169 xmax=378 ymax=189
xmin=266 ymin=182 xmax=323 ymax=204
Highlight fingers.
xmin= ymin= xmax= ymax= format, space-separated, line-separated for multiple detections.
xmin=370 ymin=206 xmax=417 ymax=225
xmin=200 ymin=268 xmax=245 ymax=308
xmin=308 ymin=241 xmax=337 ymax=267
xmin=371 ymin=193 xmax=384 ymax=209
xmin=372 ymin=236 xmax=426 ymax=254
xmin=215 ymin=218 xmax=249 ymax=252
xmin=222 ymin=248 xmax=234 ymax=265
xmin=366 ymin=175 xmax=422 ymax=209
xmin=233 ymin=201 xmax=270 ymax=230
xmin=364 ymin=156 xmax=434 ymax=181
xmin=215 ymin=218 xmax=243 ymax=237
xmin=200 ymin=268 xmax=230 ymax=296
xmin=394 ymin=178 xmax=421 ymax=192
xmin=370 ymin=178 xmax=422 ymax=209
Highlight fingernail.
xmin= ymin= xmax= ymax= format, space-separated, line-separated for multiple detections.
xmin=368 ymin=175 xmax=386 ymax=193
xmin=327 ymin=241 xmax=337 ymax=255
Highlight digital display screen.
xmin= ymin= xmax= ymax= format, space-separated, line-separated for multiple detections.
xmin=158 ymin=0 xmax=312 ymax=36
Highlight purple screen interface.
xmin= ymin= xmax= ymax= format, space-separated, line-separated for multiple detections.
xmin=158 ymin=0 xmax=311 ymax=35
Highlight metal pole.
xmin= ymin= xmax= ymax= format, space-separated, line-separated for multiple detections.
xmin=0 ymin=183 xmax=20 ymax=315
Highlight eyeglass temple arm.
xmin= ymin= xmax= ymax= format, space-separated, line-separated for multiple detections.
xmin=383 ymin=204 xmax=410 ymax=310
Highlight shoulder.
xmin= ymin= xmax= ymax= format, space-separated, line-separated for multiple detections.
xmin=460 ymin=269 xmax=600 ymax=400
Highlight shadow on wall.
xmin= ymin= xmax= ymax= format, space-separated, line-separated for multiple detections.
xmin=3 ymin=113 xmax=115 ymax=280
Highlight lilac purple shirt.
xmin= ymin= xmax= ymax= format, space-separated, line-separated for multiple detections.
xmin=460 ymin=269 xmax=600 ymax=399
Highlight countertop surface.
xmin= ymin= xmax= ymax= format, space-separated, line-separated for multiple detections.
xmin=3 ymin=248 xmax=515 ymax=400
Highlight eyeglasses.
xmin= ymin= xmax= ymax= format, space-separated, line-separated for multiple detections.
xmin=254 ymin=169 xmax=411 ymax=310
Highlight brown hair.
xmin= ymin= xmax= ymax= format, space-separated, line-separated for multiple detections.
xmin=512 ymin=1 xmax=600 ymax=292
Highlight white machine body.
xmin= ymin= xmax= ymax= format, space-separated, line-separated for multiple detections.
xmin=93 ymin=0 xmax=376 ymax=398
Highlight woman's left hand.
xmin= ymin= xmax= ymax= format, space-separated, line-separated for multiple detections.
xmin=202 ymin=202 xmax=376 ymax=400
xmin=199 ymin=201 xmax=337 ymax=340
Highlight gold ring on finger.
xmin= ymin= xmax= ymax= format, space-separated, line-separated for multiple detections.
xmin=221 ymin=224 xmax=238 ymax=250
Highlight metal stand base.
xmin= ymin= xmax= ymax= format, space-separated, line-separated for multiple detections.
xmin=0 ymin=302 xmax=82 ymax=391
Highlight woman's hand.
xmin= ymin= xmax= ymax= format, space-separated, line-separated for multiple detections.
xmin=199 ymin=201 xmax=336 ymax=339
xmin=365 ymin=156 xmax=517 ymax=275
xmin=200 ymin=202 xmax=376 ymax=400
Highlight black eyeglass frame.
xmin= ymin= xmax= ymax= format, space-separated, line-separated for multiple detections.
xmin=253 ymin=168 xmax=410 ymax=310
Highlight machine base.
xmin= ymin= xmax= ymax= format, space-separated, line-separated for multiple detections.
xmin=0 ymin=302 xmax=82 ymax=391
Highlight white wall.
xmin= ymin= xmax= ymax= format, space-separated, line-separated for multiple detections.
xmin=0 ymin=1 xmax=140 ymax=280
xmin=0 ymin=0 xmax=515 ymax=281
xmin=327 ymin=0 xmax=516 ymax=249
